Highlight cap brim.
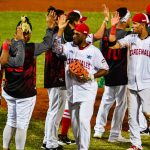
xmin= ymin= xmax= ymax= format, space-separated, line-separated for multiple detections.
xmin=80 ymin=16 xmax=87 ymax=22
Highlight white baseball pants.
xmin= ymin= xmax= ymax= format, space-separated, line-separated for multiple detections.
xmin=127 ymin=88 xmax=150 ymax=149
xmin=2 ymin=89 xmax=36 ymax=149
xmin=69 ymin=99 xmax=95 ymax=150
xmin=43 ymin=87 xmax=67 ymax=149
xmin=94 ymin=85 xmax=127 ymax=139
xmin=2 ymin=89 xmax=36 ymax=130
xmin=139 ymin=105 xmax=147 ymax=131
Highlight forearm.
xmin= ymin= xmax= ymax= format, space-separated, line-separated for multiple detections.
xmin=52 ymin=36 xmax=64 ymax=55
xmin=0 ymin=51 xmax=9 ymax=65
xmin=109 ymin=25 xmax=117 ymax=42
xmin=108 ymin=25 xmax=121 ymax=49
xmin=34 ymin=28 xmax=55 ymax=56
xmin=0 ymin=43 xmax=9 ymax=65
xmin=94 ymin=69 xmax=108 ymax=78
xmin=94 ymin=18 xmax=108 ymax=40
xmin=57 ymin=28 xmax=64 ymax=37
xmin=8 ymin=40 xmax=25 ymax=67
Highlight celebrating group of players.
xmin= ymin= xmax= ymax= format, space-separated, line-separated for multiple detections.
xmin=0 ymin=3 xmax=150 ymax=150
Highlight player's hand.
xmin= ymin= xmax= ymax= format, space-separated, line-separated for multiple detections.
xmin=46 ymin=10 xmax=57 ymax=29
xmin=102 ymin=4 xmax=109 ymax=22
xmin=111 ymin=11 xmax=120 ymax=26
xmin=58 ymin=14 xmax=69 ymax=30
xmin=14 ymin=26 xmax=24 ymax=41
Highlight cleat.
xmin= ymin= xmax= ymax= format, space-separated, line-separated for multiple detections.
xmin=41 ymin=143 xmax=46 ymax=149
xmin=46 ymin=145 xmax=63 ymax=150
xmin=140 ymin=128 xmax=149 ymax=136
xmin=127 ymin=145 xmax=142 ymax=150
xmin=93 ymin=132 xmax=103 ymax=139
xmin=108 ymin=135 xmax=130 ymax=143
xmin=58 ymin=134 xmax=76 ymax=145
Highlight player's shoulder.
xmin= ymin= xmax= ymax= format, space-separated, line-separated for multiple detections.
xmin=88 ymin=43 xmax=98 ymax=50
xmin=65 ymin=42 xmax=74 ymax=46
xmin=87 ymin=44 xmax=101 ymax=54
xmin=64 ymin=42 xmax=75 ymax=48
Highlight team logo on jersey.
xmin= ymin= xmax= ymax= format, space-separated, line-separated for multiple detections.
xmin=94 ymin=66 xmax=99 ymax=71
xmin=69 ymin=50 xmax=74 ymax=54
xmin=102 ymin=59 xmax=106 ymax=63
xmin=87 ymin=55 xmax=92 ymax=59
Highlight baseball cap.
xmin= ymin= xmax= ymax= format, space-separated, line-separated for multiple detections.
xmin=132 ymin=13 xmax=149 ymax=24
xmin=146 ymin=4 xmax=150 ymax=15
xmin=74 ymin=23 xmax=89 ymax=35
xmin=67 ymin=10 xmax=87 ymax=22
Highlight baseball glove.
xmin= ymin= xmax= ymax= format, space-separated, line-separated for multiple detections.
xmin=69 ymin=61 xmax=89 ymax=81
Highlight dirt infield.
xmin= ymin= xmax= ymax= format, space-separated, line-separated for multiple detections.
xmin=1 ymin=88 xmax=128 ymax=130
xmin=0 ymin=0 xmax=143 ymax=129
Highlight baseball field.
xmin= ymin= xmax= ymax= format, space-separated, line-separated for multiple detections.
xmin=0 ymin=0 xmax=150 ymax=149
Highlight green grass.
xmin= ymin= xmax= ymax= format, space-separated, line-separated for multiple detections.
xmin=0 ymin=11 xmax=105 ymax=87
xmin=0 ymin=107 xmax=150 ymax=150
xmin=0 ymin=11 xmax=137 ymax=87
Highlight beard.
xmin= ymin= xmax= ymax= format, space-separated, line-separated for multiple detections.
xmin=73 ymin=38 xmax=82 ymax=46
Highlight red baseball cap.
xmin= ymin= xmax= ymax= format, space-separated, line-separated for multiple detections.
xmin=132 ymin=13 xmax=148 ymax=23
xmin=74 ymin=23 xmax=89 ymax=35
xmin=146 ymin=4 xmax=150 ymax=15
xmin=67 ymin=10 xmax=87 ymax=22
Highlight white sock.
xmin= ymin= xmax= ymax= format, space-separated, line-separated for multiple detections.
xmin=3 ymin=125 xmax=15 ymax=149
xmin=15 ymin=128 xmax=27 ymax=150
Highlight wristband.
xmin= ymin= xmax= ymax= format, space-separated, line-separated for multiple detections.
xmin=103 ymin=20 xmax=108 ymax=25
xmin=103 ymin=17 xmax=109 ymax=24
xmin=110 ymin=25 xmax=116 ymax=35
xmin=2 ymin=42 xmax=9 ymax=51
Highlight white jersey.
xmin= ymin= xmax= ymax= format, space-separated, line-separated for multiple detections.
xmin=118 ymin=34 xmax=150 ymax=90
xmin=62 ymin=42 xmax=108 ymax=103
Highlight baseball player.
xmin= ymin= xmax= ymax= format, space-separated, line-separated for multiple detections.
xmin=58 ymin=10 xmax=87 ymax=146
xmin=42 ymin=8 xmax=84 ymax=150
xmin=109 ymin=12 xmax=150 ymax=150
xmin=41 ymin=7 xmax=66 ymax=150
xmin=138 ymin=4 xmax=150 ymax=135
xmin=2 ymin=14 xmax=57 ymax=150
xmin=93 ymin=7 xmax=130 ymax=142
xmin=58 ymin=6 xmax=110 ymax=144
xmin=53 ymin=15 xmax=109 ymax=149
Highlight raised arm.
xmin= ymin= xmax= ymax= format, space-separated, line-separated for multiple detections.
xmin=52 ymin=14 xmax=69 ymax=55
xmin=7 ymin=26 xmax=25 ymax=67
xmin=94 ymin=4 xmax=109 ymax=40
xmin=109 ymin=12 xmax=121 ymax=49
xmin=34 ymin=10 xmax=57 ymax=56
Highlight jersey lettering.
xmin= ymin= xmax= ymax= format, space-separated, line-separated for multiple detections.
xmin=67 ymin=58 xmax=90 ymax=70
xmin=130 ymin=49 xmax=150 ymax=57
